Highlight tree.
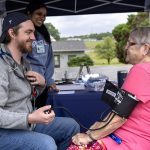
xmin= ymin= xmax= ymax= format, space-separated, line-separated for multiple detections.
xmin=112 ymin=24 xmax=130 ymax=63
xmin=68 ymin=54 xmax=94 ymax=67
xmin=45 ymin=23 xmax=60 ymax=40
xmin=127 ymin=12 xmax=149 ymax=29
xmin=95 ymin=37 xmax=116 ymax=64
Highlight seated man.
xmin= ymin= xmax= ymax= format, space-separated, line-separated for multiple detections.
xmin=0 ymin=12 xmax=80 ymax=150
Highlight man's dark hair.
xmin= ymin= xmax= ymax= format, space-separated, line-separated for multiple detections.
xmin=4 ymin=25 xmax=20 ymax=44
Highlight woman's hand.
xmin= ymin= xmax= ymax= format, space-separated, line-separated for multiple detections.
xmin=25 ymin=71 xmax=45 ymax=87
xmin=72 ymin=133 xmax=92 ymax=145
xmin=48 ymin=83 xmax=59 ymax=92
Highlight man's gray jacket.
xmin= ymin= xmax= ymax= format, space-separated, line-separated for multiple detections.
xmin=0 ymin=47 xmax=43 ymax=130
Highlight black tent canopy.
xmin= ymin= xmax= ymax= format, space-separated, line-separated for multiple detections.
xmin=2 ymin=0 xmax=147 ymax=17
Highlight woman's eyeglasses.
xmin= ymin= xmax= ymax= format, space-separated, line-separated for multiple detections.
xmin=126 ymin=42 xmax=138 ymax=49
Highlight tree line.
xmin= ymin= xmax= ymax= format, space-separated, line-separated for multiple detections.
xmin=45 ymin=12 xmax=149 ymax=65
xmin=66 ymin=32 xmax=112 ymax=40
xmin=45 ymin=22 xmax=112 ymax=41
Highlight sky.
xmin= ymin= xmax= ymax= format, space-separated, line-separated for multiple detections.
xmin=45 ymin=12 xmax=136 ymax=37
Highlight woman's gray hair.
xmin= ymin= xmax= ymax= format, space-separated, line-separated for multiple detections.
xmin=129 ymin=27 xmax=150 ymax=44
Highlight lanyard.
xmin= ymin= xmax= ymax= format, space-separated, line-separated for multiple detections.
xmin=0 ymin=48 xmax=12 ymax=58
xmin=0 ymin=48 xmax=25 ymax=79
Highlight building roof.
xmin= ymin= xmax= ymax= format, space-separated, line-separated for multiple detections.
xmin=52 ymin=41 xmax=86 ymax=52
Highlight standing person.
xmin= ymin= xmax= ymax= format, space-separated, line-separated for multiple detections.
xmin=0 ymin=12 xmax=79 ymax=150
xmin=68 ymin=27 xmax=150 ymax=150
xmin=25 ymin=0 xmax=59 ymax=108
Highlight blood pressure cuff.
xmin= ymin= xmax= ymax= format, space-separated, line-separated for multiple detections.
xmin=101 ymin=80 xmax=138 ymax=118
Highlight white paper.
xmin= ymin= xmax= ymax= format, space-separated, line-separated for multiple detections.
xmin=58 ymin=90 xmax=75 ymax=94
xmin=57 ymin=84 xmax=85 ymax=91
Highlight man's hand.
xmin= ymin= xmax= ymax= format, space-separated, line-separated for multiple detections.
xmin=28 ymin=105 xmax=55 ymax=124
xmin=25 ymin=71 xmax=45 ymax=87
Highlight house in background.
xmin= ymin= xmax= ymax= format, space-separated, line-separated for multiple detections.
xmin=52 ymin=40 xmax=86 ymax=68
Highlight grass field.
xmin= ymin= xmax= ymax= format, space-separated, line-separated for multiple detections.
xmin=84 ymin=41 xmax=121 ymax=65
xmin=84 ymin=41 xmax=101 ymax=50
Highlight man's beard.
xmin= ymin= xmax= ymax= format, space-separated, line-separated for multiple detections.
xmin=17 ymin=40 xmax=32 ymax=54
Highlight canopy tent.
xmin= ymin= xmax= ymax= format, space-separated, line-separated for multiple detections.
xmin=0 ymin=0 xmax=149 ymax=36
xmin=0 ymin=0 xmax=148 ymax=17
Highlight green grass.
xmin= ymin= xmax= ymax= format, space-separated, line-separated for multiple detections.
xmin=84 ymin=41 xmax=101 ymax=50
xmin=84 ymin=41 xmax=122 ymax=65
xmin=86 ymin=51 xmax=120 ymax=65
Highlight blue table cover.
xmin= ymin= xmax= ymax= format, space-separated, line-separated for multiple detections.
xmin=46 ymin=90 xmax=110 ymax=132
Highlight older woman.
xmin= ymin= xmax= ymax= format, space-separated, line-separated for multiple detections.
xmin=68 ymin=27 xmax=150 ymax=150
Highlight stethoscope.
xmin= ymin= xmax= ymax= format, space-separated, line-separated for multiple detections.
xmin=0 ymin=48 xmax=27 ymax=79
xmin=0 ymin=48 xmax=39 ymax=114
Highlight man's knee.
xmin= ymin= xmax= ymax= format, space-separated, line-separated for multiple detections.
xmin=0 ymin=132 xmax=57 ymax=150
xmin=32 ymin=135 xmax=57 ymax=150
xmin=66 ymin=118 xmax=80 ymax=133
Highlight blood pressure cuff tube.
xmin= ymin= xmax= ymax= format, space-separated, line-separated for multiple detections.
xmin=101 ymin=80 xmax=138 ymax=118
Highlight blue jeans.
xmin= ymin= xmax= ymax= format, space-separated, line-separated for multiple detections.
xmin=0 ymin=117 xmax=80 ymax=150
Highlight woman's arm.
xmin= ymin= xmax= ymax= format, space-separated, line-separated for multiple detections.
xmin=86 ymin=112 xmax=126 ymax=140
xmin=72 ymin=112 xmax=126 ymax=145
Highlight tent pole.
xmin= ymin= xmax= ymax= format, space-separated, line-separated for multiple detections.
xmin=149 ymin=11 xmax=150 ymax=26
xmin=0 ymin=18 xmax=3 ymax=48
xmin=0 ymin=0 xmax=6 ymax=48
xmin=0 ymin=18 xmax=2 ymax=36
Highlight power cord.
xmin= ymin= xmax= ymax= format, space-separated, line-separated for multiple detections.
xmin=52 ymin=106 xmax=115 ymax=131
